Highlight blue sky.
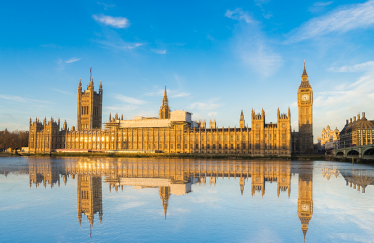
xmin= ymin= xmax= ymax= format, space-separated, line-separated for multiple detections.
xmin=1 ymin=0 xmax=374 ymax=141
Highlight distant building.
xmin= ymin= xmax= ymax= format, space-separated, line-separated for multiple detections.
xmin=340 ymin=112 xmax=374 ymax=148
xmin=318 ymin=125 xmax=340 ymax=151
xmin=21 ymin=147 xmax=29 ymax=153
xmin=28 ymin=63 xmax=314 ymax=156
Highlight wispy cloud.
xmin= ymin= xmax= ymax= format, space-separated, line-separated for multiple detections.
xmin=313 ymin=67 xmax=374 ymax=135
xmin=92 ymin=14 xmax=130 ymax=28
xmin=96 ymin=30 xmax=144 ymax=51
xmin=114 ymin=94 xmax=146 ymax=105
xmin=97 ymin=40 xmax=144 ymax=50
xmin=171 ymin=92 xmax=190 ymax=98
xmin=97 ymin=2 xmax=115 ymax=10
xmin=0 ymin=94 xmax=26 ymax=103
xmin=40 ymin=43 xmax=60 ymax=48
xmin=308 ymin=2 xmax=334 ymax=13
xmin=226 ymin=8 xmax=282 ymax=77
xmin=314 ymin=1 xmax=333 ymax=6
xmin=287 ymin=0 xmax=374 ymax=43
xmin=328 ymin=61 xmax=374 ymax=72
xmin=116 ymin=201 xmax=146 ymax=211
xmin=225 ymin=8 xmax=255 ymax=23
xmin=0 ymin=94 xmax=49 ymax=104
xmin=208 ymin=111 xmax=217 ymax=117
xmin=189 ymin=98 xmax=223 ymax=110
xmin=145 ymin=88 xmax=190 ymax=98
xmin=65 ymin=57 xmax=81 ymax=63
xmin=50 ymin=88 xmax=73 ymax=96
xmin=151 ymin=49 xmax=167 ymax=54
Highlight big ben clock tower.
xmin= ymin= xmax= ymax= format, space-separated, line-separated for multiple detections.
xmin=297 ymin=61 xmax=314 ymax=153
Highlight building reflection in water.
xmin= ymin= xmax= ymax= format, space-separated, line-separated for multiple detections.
xmin=77 ymin=175 xmax=103 ymax=226
xmin=322 ymin=166 xmax=374 ymax=193
xmin=298 ymin=166 xmax=313 ymax=242
xmin=30 ymin=159 xmax=374 ymax=241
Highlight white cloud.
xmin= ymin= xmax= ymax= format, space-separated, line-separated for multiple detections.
xmin=0 ymin=94 xmax=49 ymax=104
xmin=97 ymin=2 xmax=115 ymax=10
xmin=290 ymin=101 xmax=297 ymax=108
xmin=287 ymin=0 xmax=374 ymax=43
xmin=328 ymin=61 xmax=374 ymax=72
xmin=208 ymin=111 xmax=217 ymax=117
xmin=0 ymin=94 xmax=26 ymax=103
xmin=313 ymin=70 xmax=374 ymax=135
xmin=225 ymin=8 xmax=255 ymax=23
xmin=50 ymin=88 xmax=73 ymax=96
xmin=239 ymin=41 xmax=282 ymax=77
xmin=92 ymin=14 xmax=130 ymax=28
xmin=314 ymin=1 xmax=333 ymax=6
xmin=97 ymin=39 xmax=144 ymax=50
xmin=114 ymin=94 xmax=146 ymax=105
xmin=116 ymin=201 xmax=146 ymax=211
xmin=128 ymin=43 xmax=143 ymax=49
xmin=171 ymin=92 xmax=190 ymax=98
xmin=65 ymin=57 xmax=81 ymax=63
xmin=151 ymin=49 xmax=167 ymax=54
xmin=226 ymin=8 xmax=282 ymax=77
xmin=254 ymin=0 xmax=270 ymax=6
xmin=145 ymin=89 xmax=190 ymax=98
xmin=189 ymin=98 xmax=223 ymax=110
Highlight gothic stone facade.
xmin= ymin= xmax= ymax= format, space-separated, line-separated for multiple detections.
xmin=28 ymin=64 xmax=313 ymax=156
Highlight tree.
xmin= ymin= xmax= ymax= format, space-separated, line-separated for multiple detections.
xmin=0 ymin=129 xmax=29 ymax=151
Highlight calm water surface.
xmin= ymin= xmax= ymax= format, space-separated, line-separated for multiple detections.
xmin=1 ymin=157 xmax=374 ymax=243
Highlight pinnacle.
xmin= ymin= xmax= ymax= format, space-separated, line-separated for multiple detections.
xmin=302 ymin=61 xmax=308 ymax=76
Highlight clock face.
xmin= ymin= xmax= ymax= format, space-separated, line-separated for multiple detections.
xmin=301 ymin=204 xmax=310 ymax=212
xmin=301 ymin=94 xmax=309 ymax=101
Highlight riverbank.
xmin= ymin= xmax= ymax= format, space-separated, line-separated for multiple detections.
xmin=2 ymin=152 xmax=373 ymax=164
xmin=1 ymin=151 xmax=327 ymax=160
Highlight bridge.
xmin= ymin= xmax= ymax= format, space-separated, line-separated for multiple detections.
xmin=334 ymin=144 xmax=374 ymax=160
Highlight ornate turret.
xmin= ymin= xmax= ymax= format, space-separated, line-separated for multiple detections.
xmin=77 ymin=69 xmax=103 ymax=131
xmin=159 ymin=85 xmax=170 ymax=119
xmin=239 ymin=110 xmax=245 ymax=129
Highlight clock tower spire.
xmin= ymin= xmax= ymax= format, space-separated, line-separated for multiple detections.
xmin=297 ymin=61 xmax=314 ymax=153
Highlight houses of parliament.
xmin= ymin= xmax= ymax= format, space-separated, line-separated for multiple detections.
xmin=28 ymin=63 xmax=314 ymax=155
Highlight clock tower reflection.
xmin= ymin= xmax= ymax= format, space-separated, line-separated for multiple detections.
xmin=297 ymin=166 xmax=313 ymax=242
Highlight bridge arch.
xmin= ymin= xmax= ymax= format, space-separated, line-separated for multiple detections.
xmin=336 ymin=151 xmax=344 ymax=156
xmin=346 ymin=149 xmax=359 ymax=158
xmin=363 ymin=147 xmax=374 ymax=159
xmin=347 ymin=150 xmax=359 ymax=155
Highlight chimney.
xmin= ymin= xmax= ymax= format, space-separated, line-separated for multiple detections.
xmin=358 ymin=114 xmax=361 ymax=120
xmin=354 ymin=116 xmax=356 ymax=122
xmin=362 ymin=112 xmax=366 ymax=118
xmin=350 ymin=118 xmax=352 ymax=123
xmin=346 ymin=120 xmax=348 ymax=125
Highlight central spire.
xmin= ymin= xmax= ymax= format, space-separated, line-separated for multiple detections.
xmin=159 ymin=85 xmax=170 ymax=119
xmin=302 ymin=60 xmax=308 ymax=77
